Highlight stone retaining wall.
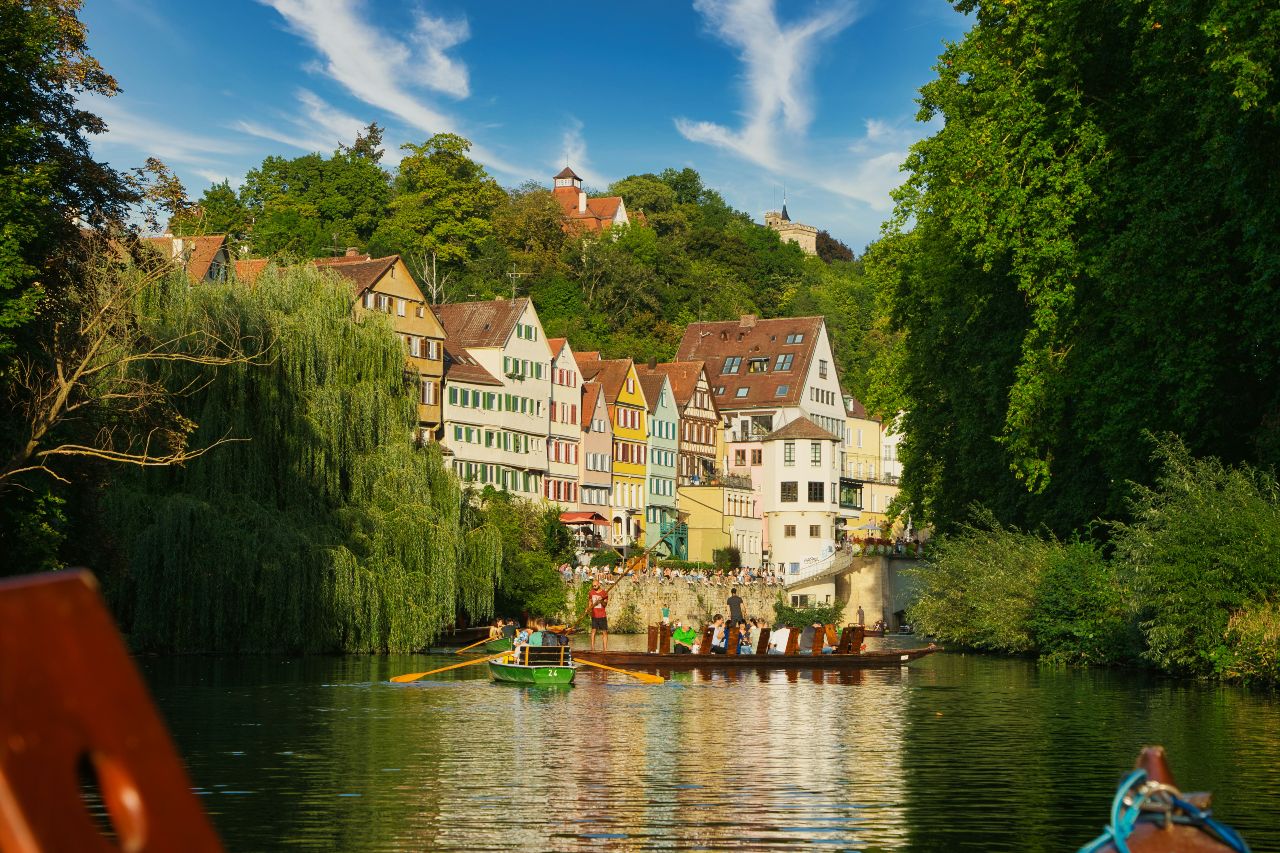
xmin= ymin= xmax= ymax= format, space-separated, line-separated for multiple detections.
xmin=566 ymin=578 xmax=779 ymax=633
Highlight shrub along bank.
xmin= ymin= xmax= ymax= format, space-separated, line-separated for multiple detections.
xmin=908 ymin=438 xmax=1280 ymax=686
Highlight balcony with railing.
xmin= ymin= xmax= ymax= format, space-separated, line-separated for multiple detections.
xmin=678 ymin=469 xmax=754 ymax=490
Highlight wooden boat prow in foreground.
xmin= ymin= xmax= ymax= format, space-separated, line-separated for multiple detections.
xmin=1078 ymin=746 xmax=1250 ymax=852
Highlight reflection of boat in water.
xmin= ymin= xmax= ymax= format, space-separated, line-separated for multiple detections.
xmin=488 ymin=646 xmax=577 ymax=685
xmin=574 ymin=645 xmax=940 ymax=671
xmin=1079 ymin=746 xmax=1249 ymax=852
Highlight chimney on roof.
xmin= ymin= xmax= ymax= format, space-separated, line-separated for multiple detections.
xmin=740 ymin=314 xmax=757 ymax=329
xmin=648 ymin=357 xmax=657 ymax=369
xmin=345 ymin=247 xmax=359 ymax=257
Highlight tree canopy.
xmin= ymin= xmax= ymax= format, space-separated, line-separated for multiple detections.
xmin=876 ymin=0 xmax=1280 ymax=535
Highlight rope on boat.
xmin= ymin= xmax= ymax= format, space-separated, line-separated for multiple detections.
xmin=1078 ymin=769 xmax=1251 ymax=853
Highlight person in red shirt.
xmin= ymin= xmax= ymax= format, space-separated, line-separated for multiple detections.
xmin=588 ymin=579 xmax=610 ymax=651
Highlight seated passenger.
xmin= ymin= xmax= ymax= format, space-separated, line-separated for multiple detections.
xmin=768 ymin=625 xmax=790 ymax=654
xmin=672 ymin=621 xmax=697 ymax=654
xmin=799 ymin=623 xmax=816 ymax=653
xmin=710 ymin=615 xmax=727 ymax=654
xmin=746 ymin=618 xmax=762 ymax=652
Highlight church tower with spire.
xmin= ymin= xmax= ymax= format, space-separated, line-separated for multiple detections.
xmin=764 ymin=192 xmax=818 ymax=255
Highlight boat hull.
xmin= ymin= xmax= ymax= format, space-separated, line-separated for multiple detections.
xmin=488 ymin=659 xmax=576 ymax=685
xmin=573 ymin=645 xmax=941 ymax=670
xmin=483 ymin=637 xmax=513 ymax=652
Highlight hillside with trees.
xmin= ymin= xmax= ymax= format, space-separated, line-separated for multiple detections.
xmin=171 ymin=132 xmax=877 ymax=400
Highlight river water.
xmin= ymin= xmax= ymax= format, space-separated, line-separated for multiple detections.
xmin=139 ymin=636 xmax=1280 ymax=851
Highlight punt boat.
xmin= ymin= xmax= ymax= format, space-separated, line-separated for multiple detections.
xmin=488 ymin=645 xmax=577 ymax=686
xmin=575 ymin=623 xmax=941 ymax=671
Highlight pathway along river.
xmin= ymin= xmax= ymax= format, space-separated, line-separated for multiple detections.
xmin=140 ymin=636 xmax=1280 ymax=851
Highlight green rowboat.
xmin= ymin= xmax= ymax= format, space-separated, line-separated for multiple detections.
xmin=488 ymin=647 xmax=576 ymax=686
xmin=483 ymin=637 xmax=513 ymax=652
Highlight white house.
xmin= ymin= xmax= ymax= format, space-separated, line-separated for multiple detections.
xmin=434 ymin=297 xmax=552 ymax=498
xmin=759 ymin=416 xmax=842 ymax=584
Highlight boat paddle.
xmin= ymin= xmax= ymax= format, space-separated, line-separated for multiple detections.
xmin=390 ymin=651 xmax=509 ymax=683
xmin=574 ymin=657 xmax=665 ymax=685
xmin=454 ymin=636 xmax=492 ymax=655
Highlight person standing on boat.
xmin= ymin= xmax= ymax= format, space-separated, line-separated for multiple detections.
xmin=856 ymin=605 xmax=865 ymax=626
xmin=726 ymin=588 xmax=745 ymax=626
xmin=588 ymin=579 xmax=610 ymax=652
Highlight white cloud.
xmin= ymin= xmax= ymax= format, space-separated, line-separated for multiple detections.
xmin=411 ymin=12 xmax=471 ymax=99
xmin=259 ymin=0 xmax=522 ymax=175
xmin=557 ymin=118 xmax=608 ymax=188
xmin=676 ymin=0 xmax=858 ymax=169
xmin=86 ymin=95 xmax=244 ymax=167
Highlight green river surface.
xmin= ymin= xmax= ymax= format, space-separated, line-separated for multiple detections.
xmin=138 ymin=635 xmax=1280 ymax=852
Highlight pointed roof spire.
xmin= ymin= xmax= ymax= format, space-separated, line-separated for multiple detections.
xmin=780 ymin=185 xmax=791 ymax=221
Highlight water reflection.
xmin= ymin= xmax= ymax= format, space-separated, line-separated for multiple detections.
xmin=137 ymin=637 xmax=1280 ymax=851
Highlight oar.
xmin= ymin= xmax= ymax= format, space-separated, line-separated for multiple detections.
xmin=455 ymin=636 xmax=492 ymax=655
xmin=390 ymin=651 xmax=509 ymax=683
xmin=575 ymin=657 xmax=665 ymax=685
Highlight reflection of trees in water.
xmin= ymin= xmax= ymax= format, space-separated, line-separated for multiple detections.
xmin=899 ymin=655 xmax=1280 ymax=850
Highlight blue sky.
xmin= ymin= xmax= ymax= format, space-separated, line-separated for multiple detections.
xmin=81 ymin=0 xmax=968 ymax=251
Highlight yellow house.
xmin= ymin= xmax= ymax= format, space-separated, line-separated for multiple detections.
xmin=579 ymin=353 xmax=648 ymax=547
xmin=844 ymin=396 xmax=895 ymax=536
xmin=315 ymin=253 xmax=446 ymax=441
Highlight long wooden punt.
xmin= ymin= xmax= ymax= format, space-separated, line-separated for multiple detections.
xmin=573 ymin=644 xmax=941 ymax=670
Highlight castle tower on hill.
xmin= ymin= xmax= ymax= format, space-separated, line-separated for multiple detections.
xmin=764 ymin=202 xmax=818 ymax=256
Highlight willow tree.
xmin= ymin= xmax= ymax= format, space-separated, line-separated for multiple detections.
xmin=105 ymin=266 xmax=499 ymax=653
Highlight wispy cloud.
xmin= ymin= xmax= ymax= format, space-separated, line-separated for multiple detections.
xmin=259 ymin=0 xmax=522 ymax=174
xmin=233 ymin=89 xmax=367 ymax=154
xmin=86 ymin=95 xmax=244 ymax=167
xmin=676 ymin=0 xmax=857 ymax=169
xmin=557 ymin=118 xmax=608 ymax=188
xmin=411 ymin=12 xmax=471 ymax=99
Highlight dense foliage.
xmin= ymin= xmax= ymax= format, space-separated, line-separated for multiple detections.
xmin=910 ymin=440 xmax=1280 ymax=685
xmin=876 ymin=0 xmax=1280 ymax=536
xmin=104 ymin=266 xmax=501 ymax=652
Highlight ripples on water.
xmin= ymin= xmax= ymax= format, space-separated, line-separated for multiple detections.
xmin=139 ymin=637 xmax=1280 ymax=851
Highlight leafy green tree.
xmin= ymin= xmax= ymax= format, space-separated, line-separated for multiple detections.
xmin=0 ymin=0 xmax=134 ymax=361
xmin=879 ymin=0 xmax=1280 ymax=534
xmin=170 ymin=180 xmax=251 ymax=245
xmin=369 ymin=133 xmax=504 ymax=267
xmin=241 ymin=139 xmax=390 ymax=258
xmin=815 ymin=230 xmax=853 ymax=263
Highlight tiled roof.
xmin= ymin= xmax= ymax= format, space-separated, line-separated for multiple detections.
xmin=762 ymin=416 xmax=839 ymax=443
xmin=143 ymin=234 xmax=228 ymax=284
xmin=582 ymin=381 xmax=607 ymax=429
xmin=432 ymin=298 xmax=529 ymax=349
xmin=585 ymin=196 xmax=622 ymax=220
xmin=576 ymin=351 xmax=602 ymax=380
xmin=234 ymin=258 xmax=268 ymax=284
xmin=846 ymin=396 xmax=875 ymax=420
xmin=636 ymin=373 xmax=668 ymax=414
xmin=313 ymin=253 xmax=373 ymax=265
xmin=676 ymin=315 xmax=826 ymax=410
xmin=311 ymin=255 xmax=399 ymax=296
xmin=591 ymin=358 xmax=639 ymax=407
xmin=554 ymin=166 xmax=581 ymax=180
xmin=548 ymin=337 xmax=568 ymax=357
xmin=639 ymin=361 xmax=706 ymax=407
xmin=442 ymin=344 xmax=502 ymax=386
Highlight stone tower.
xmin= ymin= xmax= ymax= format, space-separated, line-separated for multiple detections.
xmin=764 ymin=201 xmax=818 ymax=256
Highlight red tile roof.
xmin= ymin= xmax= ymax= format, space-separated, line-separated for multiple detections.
xmin=636 ymin=373 xmax=669 ymax=414
xmin=233 ymin=258 xmax=269 ymax=284
xmin=638 ymin=361 xmax=707 ymax=407
xmin=432 ymin=298 xmax=529 ymax=348
xmin=548 ymin=337 xmax=568 ymax=357
xmin=676 ymin=315 xmax=827 ymax=410
xmin=442 ymin=344 xmax=502 ymax=387
xmin=310 ymin=255 xmax=399 ymax=296
xmin=582 ymin=381 xmax=607 ymax=430
xmin=762 ymin=416 xmax=839 ymax=443
xmin=143 ymin=234 xmax=228 ymax=284
xmin=846 ymin=395 xmax=877 ymax=420
xmin=588 ymin=358 xmax=640 ymax=407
